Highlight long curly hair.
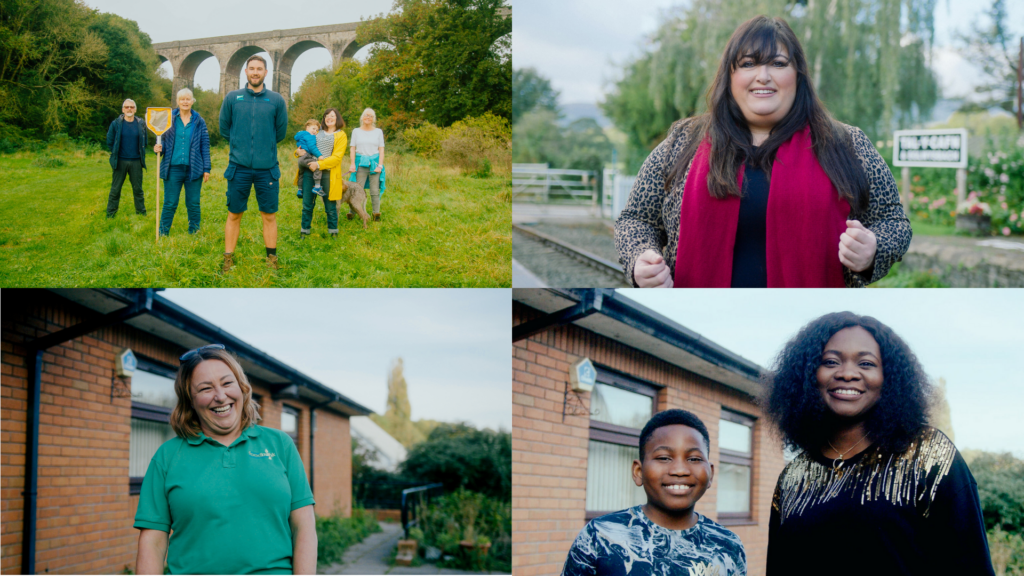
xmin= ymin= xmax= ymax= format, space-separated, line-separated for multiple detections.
xmin=760 ymin=311 xmax=932 ymax=455
xmin=665 ymin=15 xmax=869 ymax=215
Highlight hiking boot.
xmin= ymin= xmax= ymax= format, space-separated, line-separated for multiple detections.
xmin=347 ymin=213 xmax=354 ymax=220
xmin=266 ymin=254 xmax=279 ymax=270
xmin=373 ymin=213 xmax=381 ymax=222
xmin=296 ymin=189 xmax=302 ymax=198
xmin=300 ymin=232 xmax=309 ymax=240
xmin=331 ymin=232 xmax=338 ymax=239
xmin=222 ymin=253 xmax=234 ymax=273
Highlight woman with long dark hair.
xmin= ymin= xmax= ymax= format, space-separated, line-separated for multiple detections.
xmin=761 ymin=312 xmax=994 ymax=575
xmin=615 ymin=16 xmax=911 ymax=287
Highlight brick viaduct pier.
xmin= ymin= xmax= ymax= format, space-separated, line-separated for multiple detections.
xmin=152 ymin=23 xmax=362 ymax=102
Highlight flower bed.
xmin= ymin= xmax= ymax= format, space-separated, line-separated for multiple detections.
xmin=882 ymin=143 xmax=1024 ymax=237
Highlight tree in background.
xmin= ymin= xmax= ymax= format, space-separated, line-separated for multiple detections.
xmin=370 ymin=358 xmax=441 ymax=448
xmin=401 ymin=423 xmax=511 ymax=500
xmin=955 ymin=0 xmax=1022 ymax=115
xmin=357 ymin=0 xmax=511 ymax=129
xmin=603 ymin=0 xmax=939 ymax=173
xmin=0 ymin=0 xmax=160 ymax=142
xmin=512 ymin=67 xmax=560 ymax=124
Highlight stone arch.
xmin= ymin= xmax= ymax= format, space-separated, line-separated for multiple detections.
xmin=276 ymin=40 xmax=329 ymax=102
xmin=223 ymin=45 xmax=272 ymax=97
xmin=174 ymin=50 xmax=216 ymax=99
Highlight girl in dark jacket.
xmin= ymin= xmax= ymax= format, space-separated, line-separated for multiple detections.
xmin=153 ymin=88 xmax=212 ymax=235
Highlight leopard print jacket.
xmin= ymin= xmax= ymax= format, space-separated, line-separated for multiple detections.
xmin=614 ymin=119 xmax=912 ymax=287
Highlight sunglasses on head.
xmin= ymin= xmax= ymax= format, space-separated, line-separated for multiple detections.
xmin=179 ymin=344 xmax=225 ymax=362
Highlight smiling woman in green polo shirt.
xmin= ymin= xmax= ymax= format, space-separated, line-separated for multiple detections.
xmin=134 ymin=345 xmax=317 ymax=575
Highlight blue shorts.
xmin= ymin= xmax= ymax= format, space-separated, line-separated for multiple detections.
xmin=224 ymin=163 xmax=281 ymax=214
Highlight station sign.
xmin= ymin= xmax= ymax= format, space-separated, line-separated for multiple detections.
xmin=893 ymin=128 xmax=968 ymax=169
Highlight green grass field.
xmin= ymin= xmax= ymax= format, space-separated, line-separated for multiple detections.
xmin=0 ymin=145 xmax=511 ymax=287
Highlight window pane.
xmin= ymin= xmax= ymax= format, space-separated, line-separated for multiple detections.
xmin=586 ymin=440 xmax=646 ymax=512
xmin=590 ymin=383 xmax=652 ymax=429
xmin=129 ymin=418 xmax=176 ymax=477
xmin=716 ymin=462 xmax=751 ymax=513
xmin=719 ymin=419 xmax=751 ymax=454
xmin=282 ymin=409 xmax=297 ymax=435
xmin=131 ymin=369 xmax=177 ymax=410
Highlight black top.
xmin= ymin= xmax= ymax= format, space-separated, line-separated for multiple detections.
xmin=118 ymin=117 xmax=141 ymax=160
xmin=767 ymin=427 xmax=995 ymax=576
xmin=731 ymin=159 xmax=769 ymax=287
xmin=561 ymin=506 xmax=746 ymax=576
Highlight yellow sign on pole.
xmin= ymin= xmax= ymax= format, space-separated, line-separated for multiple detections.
xmin=146 ymin=108 xmax=172 ymax=242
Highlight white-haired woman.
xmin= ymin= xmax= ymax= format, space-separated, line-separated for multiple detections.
xmin=153 ymin=88 xmax=211 ymax=235
xmin=349 ymin=108 xmax=386 ymax=221
xmin=134 ymin=345 xmax=317 ymax=574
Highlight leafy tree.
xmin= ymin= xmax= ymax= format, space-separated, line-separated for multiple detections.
xmin=357 ymin=0 xmax=511 ymax=128
xmin=955 ymin=0 xmax=1022 ymax=115
xmin=603 ymin=0 xmax=939 ymax=173
xmin=963 ymin=451 xmax=1024 ymax=534
xmin=401 ymin=423 xmax=511 ymax=500
xmin=512 ymin=67 xmax=560 ymax=124
xmin=329 ymin=60 xmax=372 ymax=132
xmin=289 ymin=68 xmax=334 ymax=137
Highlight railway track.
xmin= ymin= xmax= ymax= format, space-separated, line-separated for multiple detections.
xmin=512 ymin=224 xmax=629 ymax=288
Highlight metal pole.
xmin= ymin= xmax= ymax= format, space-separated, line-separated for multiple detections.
xmin=1017 ymin=37 xmax=1022 ymax=131
xmin=901 ymin=167 xmax=910 ymax=210
xmin=156 ymin=141 xmax=161 ymax=242
xmin=956 ymin=168 xmax=967 ymax=206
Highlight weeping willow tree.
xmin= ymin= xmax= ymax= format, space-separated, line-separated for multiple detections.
xmin=604 ymin=0 xmax=939 ymax=172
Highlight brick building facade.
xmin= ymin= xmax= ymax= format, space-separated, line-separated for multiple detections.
xmin=513 ymin=289 xmax=787 ymax=576
xmin=1 ymin=289 xmax=370 ymax=574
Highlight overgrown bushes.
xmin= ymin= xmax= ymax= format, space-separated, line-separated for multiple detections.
xmin=404 ymin=113 xmax=511 ymax=175
xmin=401 ymin=423 xmax=511 ymax=501
xmin=415 ymin=489 xmax=511 ymax=573
xmin=315 ymin=508 xmax=382 ymax=567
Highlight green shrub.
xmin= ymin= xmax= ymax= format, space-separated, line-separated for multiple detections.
xmin=33 ymin=156 xmax=66 ymax=168
xmin=404 ymin=123 xmax=445 ymax=157
xmin=315 ymin=507 xmax=382 ymax=567
xmin=416 ymin=489 xmax=510 ymax=573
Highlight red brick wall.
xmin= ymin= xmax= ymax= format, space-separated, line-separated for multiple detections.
xmin=512 ymin=302 xmax=786 ymax=576
xmin=1 ymin=291 xmax=353 ymax=574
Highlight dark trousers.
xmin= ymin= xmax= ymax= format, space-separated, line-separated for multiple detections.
xmin=301 ymin=168 xmax=337 ymax=233
xmin=160 ymin=165 xmax=202 ymax=235
xmin=107 ymin=158 xmax=146 ymax=216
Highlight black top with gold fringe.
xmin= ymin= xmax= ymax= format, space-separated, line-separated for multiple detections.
xmin=766 ymin=427 xmax=995 ymax=575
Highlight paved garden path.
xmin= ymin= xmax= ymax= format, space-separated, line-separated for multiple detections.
xmin=319 ymin=522 xmax=507 ymax=575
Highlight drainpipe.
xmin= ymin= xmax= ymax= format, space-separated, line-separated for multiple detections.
xmin=22 ymin=289 xmax=154 ymax=575
xmin=307 ymin=400 xmax=333 ymax=498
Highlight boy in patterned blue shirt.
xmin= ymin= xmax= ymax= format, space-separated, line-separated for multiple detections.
xmin=562 ymin=409 xmax=746 ymax=576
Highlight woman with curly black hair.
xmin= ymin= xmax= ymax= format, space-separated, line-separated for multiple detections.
xmin=761 ymin=312 xmax=994 ymax=575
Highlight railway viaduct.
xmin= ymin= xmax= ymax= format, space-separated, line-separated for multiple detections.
xmin=152 ymin=23 xmax=362 ymax=102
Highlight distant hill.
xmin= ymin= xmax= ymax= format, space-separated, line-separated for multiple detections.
xmin=560 ymin=102 xmax=612 ymax=128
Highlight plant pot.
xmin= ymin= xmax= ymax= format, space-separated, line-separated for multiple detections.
xmin=396 ymin=539 xmax=418 ymax=566
xmin=956 ymin=214 xmax=991 ymax=236
xmin=460 ymin=540 xmax=492 ymax=570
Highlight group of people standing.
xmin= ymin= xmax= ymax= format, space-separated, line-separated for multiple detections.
xmin=105 ymin=54 xmax=386 ymax=272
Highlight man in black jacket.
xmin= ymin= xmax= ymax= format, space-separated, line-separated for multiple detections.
xmin=219 ymin=55 xmax=288 ymax=271
xmin=105 ymin=99 xmax=148 ymax=217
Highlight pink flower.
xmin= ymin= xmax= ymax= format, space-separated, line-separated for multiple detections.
xmin=968 ymin=191 xmax=978 ymax=200
xmin=1002 ymin=227 xmax=1011 ymax=236
xmin=1002 ymin=202 xmax=1009 ymax=210
xmin=1012 ymin=212 xmax=1019 ymax=222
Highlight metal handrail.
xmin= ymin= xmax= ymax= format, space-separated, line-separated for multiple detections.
xmin=400 ymin=483 xmax=445 ymax=539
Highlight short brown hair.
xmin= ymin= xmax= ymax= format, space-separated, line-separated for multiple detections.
xmin=322 ymin=108 xmax=345 ymax=131
xmin=245 ymin=54 xmax=267 ymax=69
xmin=170 ymin=347 xmax=261 ymax=438
xmin=305 ymin=119 xmax=321 ymax=129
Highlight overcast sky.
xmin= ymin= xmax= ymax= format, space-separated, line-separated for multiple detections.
xmin=511 ymin=0 xmax=1023 ymax=104
xmin=81 ymin=0 xmax=394 ymax=97
xmin=160 ymin=289 xmax=511 ymax=432
xmin=619 ymin=289 xmax=1024 ymax=458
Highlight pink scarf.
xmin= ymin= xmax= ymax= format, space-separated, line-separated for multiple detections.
xmin=673 ymin=125 xmax=849 ymax=287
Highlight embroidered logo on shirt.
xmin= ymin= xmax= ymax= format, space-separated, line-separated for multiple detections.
xmin=237 ymin=95 xmax=244 ymax=100
xmin=249 ymin=449 xmax=276 ymax=460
